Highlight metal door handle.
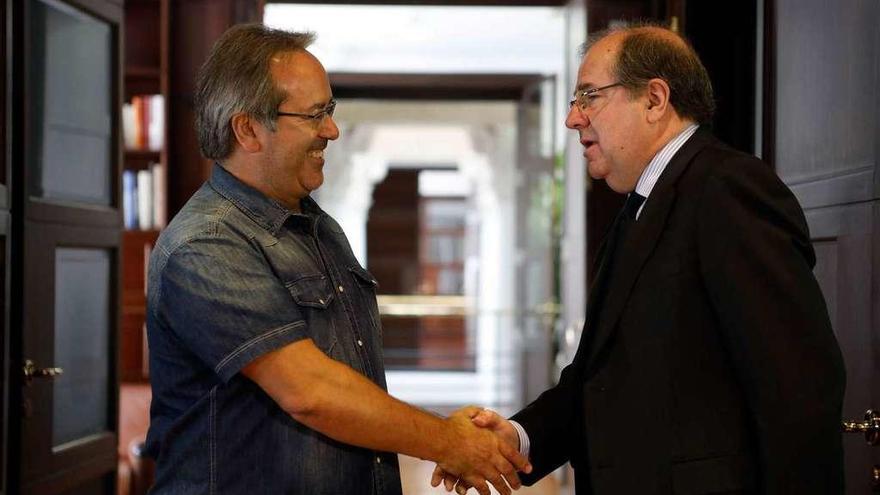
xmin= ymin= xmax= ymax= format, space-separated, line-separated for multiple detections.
xmin=22 ymin=359 xmax=64 ymax=383
xmin=842 ymin=409 xmax=880 ymax=446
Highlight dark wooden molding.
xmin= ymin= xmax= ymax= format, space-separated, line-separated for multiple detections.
xmin=330 ymin=72 xmax=544 ymax=100
xmin=761 ymin=0 xmax=775 ymax=169
xmin=272 ymin=0 xmax=568 ymax=5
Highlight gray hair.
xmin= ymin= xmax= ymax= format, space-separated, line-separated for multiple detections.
xmin=581 ymin=23 xmax=715 ymax=125
xmin=194 ymin=23 xmax=315 ymax=160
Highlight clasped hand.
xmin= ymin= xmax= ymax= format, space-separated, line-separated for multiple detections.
xmin=433 ymin=407 xmax=529 ymax=495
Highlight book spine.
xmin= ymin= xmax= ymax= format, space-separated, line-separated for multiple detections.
xmin=137 ymin=169 xmax=153 ymax=230
xmin=150 ymin=161 xmax=167 ymax=228
xmin=123 ymin=170 xmax=139 ymax=230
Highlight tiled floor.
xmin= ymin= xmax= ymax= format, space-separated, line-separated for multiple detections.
xmin=398 ymin=454 xmax=565 ymax=495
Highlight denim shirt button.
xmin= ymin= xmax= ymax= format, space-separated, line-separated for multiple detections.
xmin=357 ymin=339 xmax=363 ymax=346
xmin=376 ymin=456 xmax=382 ymax=464
xmin=338 ymin=285 xmax=344 ymax=293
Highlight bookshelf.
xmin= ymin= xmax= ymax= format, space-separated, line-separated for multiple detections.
xmin=121 ymin=0 xmax=169 ymax=382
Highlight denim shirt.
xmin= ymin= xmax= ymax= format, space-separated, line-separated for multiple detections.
xmin=145 ymin=163 xmax=403 ymax=495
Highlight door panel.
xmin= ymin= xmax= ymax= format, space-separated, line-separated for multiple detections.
xmin=23 ymin=0 xmax=120 ymax=229
xmin=773 ymin=0 xmax=879 ymax=491
xmin=26 ymin=0 xmax=114 ymax=207
xmin=21 ymin=223 xmax=118 ymax=495
xmin=774 ymin=0 xmax=877 ymax=185
xmin=51 ymin=248 xmax=112 ymax=447
xmin=806 ymin=205 xmax=876 ymax=494
xmin=16 ymin=0 xmax=122 ymax=493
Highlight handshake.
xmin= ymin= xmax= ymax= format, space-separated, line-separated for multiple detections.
xmin=429 ymin=406 xmax=532 ymax=495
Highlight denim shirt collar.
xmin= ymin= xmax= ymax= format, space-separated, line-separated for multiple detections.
xmin=208 ymin=162 xmax=323 ymax=235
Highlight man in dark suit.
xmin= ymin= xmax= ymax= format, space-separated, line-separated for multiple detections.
xmin=434 ymin=25 xmax=845 ymax=494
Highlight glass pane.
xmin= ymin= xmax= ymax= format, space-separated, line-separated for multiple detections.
xmin=424 ymin=200 xmax=467 ymax=230
xmin=53 ymin=248 xmax=111 ymax=447
xmin=427 ymin=235 xmax=463 ymax=264
xmin=28 ymin=0 xmax=113 ymax=206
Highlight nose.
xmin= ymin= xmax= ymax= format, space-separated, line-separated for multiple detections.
xmin=320 ymin=114 xmax=340 ymax=140
xmin=565 ymin=105 xmax=587 ymax=130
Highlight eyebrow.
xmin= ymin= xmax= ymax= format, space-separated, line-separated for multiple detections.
xmin=280 ymin=97 xmax=333 ymax=112
xmin=307 ymin=98 xmax=334 ymax=111
xmin=577 ymin=81 xmax=609 ymax=92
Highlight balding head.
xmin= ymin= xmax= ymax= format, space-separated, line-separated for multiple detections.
xmin=583 ymin=24 xmax=715 ymax=125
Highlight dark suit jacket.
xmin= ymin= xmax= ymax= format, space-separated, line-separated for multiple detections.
xmin=512 ymin=130 xmax=846 ymax=494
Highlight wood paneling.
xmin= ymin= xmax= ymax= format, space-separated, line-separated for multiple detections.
xmin=119 ymin=230 xmax=158 ymax=382
xmin=774 ymin=0 xmax=878 ymax=184
xmin=805 ymin=203 xmax=876 ymax=494
xmin=773 ymin=0 xmax=880 ymax=490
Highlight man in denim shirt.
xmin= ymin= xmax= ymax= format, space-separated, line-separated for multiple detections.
xmin=144 ymin=23 xmax=530 ymax=495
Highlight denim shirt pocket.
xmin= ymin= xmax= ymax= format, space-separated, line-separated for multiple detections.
xmin=348 ymin=266 xmax=382 ymax=335
xmin=286 ymin=274 xmax=338 ymax=355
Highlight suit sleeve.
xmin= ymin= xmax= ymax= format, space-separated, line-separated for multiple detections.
xmin=510 ymin=360 xmax=581 ymax=484
xmin=697 ymin=157 xmax=846 ymax=493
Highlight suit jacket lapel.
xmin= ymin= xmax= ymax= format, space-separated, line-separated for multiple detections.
xmin=579 ymin=129 xmax=716 ymax=372
xmin=571 ymin=208 xmax=626 ymax=367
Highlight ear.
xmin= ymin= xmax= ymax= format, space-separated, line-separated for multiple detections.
xmin=644 ymin=78 xmax=672 ymax=123
xmin=230 ymin=113 xmax=264 ymax=153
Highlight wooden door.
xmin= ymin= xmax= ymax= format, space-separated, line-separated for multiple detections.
xmin=13 ymin=0 xmax=122 ymax=493
xmin=767 ymin=0 xmax=880 ymax=491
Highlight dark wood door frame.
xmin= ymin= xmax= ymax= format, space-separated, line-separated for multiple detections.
xmin=761 ymin=0 xmax=776 ymax=169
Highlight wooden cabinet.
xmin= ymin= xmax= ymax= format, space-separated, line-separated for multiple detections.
xmin=120 ymin=0 xmax=169 ymax=382
xmin=12 ymin=1 xmax=123 ymax=492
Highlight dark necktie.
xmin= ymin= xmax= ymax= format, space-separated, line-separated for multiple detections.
xmin=604 ymin=192 xmax=646 ymax=272
xmin=623 ymin=191 xmax=646 ymax=221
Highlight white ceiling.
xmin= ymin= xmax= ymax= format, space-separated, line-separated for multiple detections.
xmin=264 ymin=4 xmax=566 ymax=75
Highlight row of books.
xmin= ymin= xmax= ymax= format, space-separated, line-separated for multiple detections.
xmin=123 ymin=163 xmax=166 ymax=231
xmin=123 ymin=94 xmax=165 ymax=151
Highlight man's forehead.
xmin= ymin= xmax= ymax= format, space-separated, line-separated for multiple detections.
xmin=574 ymin=34 xmax=623 ymax=91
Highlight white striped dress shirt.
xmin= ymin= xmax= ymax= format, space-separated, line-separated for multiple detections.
xmin=632 ymin=123 xmax=700 ymax=219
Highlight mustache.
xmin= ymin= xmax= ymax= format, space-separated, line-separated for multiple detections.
xmin=309 ymin=140 xmax=328 ymax=151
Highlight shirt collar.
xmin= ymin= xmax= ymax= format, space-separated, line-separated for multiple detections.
xmin=634 ymin=123 xmax=700 ymax=200
xmin=208 ymin=163 xmax=322 ymax=235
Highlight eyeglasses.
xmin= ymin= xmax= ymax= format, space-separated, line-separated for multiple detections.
xmin=276 ymin=99 xmax=337 ymax=123
xmin=569 ymin=83 xmax=622 ymax=113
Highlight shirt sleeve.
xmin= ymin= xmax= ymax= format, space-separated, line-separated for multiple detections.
xmin=509 ymin=420 xmax=531 ymax=458
xmin=155 ymin=235 xmax=310 ymax=382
